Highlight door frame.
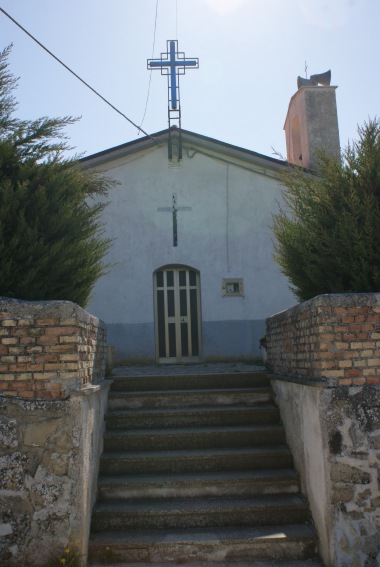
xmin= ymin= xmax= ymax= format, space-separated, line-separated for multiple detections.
xmin=153 ymin=265 xmax=202 ymax=364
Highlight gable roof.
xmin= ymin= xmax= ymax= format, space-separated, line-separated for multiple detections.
xmin=80 ymin=128 xmax=287 ymax=178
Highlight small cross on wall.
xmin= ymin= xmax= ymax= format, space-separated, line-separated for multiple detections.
xmin=157 ymin=193 xmax=192 ymax=247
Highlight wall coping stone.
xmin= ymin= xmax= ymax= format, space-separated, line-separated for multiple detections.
xmin=0 ymin=297 xmax=99 ymax=322
xmin=269 ymin=373 xmax=332 ymax=388
xmin=267 ymin=292 xmax=380 ymax=323
xmin=73 ymin=380 xmax=112 ymax=396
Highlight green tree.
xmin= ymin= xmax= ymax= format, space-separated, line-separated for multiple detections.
xmin=0 ymin=46 xmax=114 ymax=307
xmin=273 ymin=118 xmax=380 ymax=302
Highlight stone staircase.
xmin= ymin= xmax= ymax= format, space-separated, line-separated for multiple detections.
xmin=88 ymin=367 xmax=321 ymax=565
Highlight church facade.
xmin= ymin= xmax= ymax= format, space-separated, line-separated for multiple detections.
xmin=81 ymin=80 xmax=339 ymax=364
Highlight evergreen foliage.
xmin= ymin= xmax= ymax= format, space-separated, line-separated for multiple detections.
xmin=273 ymin=118 xmax=380 ymax=302
xmin=0 ymin=46 xmax=114 ymax=307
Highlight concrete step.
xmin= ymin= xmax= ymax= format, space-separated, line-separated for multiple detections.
xmin=109 ymin=372 xmax=271 ymax=392
xmin=97 ymin=469 xmax=300 ymax=500
xmin=108 ymin=388 xmax=272 ymax=410
xmin=105 ymin=404 xmax=280 ymax=429
xmin=90 ymin=367 xmax=320 ymax=565
xmin=90 ymin=562 xmax=324 ymax=567
xmin=103 ymin=425 xmax=286 ymax=452
xmin=87 ymin=524 xmax=318 ymax=564
xmin=91 ymin=495 xmax=311 ymax=531
xmin=99 ymin=446 xmax=294 ymax=475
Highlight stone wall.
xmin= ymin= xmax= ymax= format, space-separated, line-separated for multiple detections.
xmin=0 ymin=299 xmax=110 ymax=566
xmin=266 ymin=294 xmax=380 ymax=567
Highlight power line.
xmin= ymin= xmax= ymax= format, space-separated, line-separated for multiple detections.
xmin=176 ymin=0 xmax=178 ymax=40
xmin=138 ymin=0 xmax=159 ymax=132
xmin=0 ymin=6 xmax=159 ymax=144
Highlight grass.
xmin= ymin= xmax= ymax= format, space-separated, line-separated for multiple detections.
xmin=44 ymin=545 xmax=83 ymax=567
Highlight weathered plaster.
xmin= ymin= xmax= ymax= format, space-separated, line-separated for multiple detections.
xmin=284 ymin=86 xmax=340 ymax=170
xmin=271 ymin=378 xmax=380 ymax=567
xmin=271 ymin=380 xmax=331 ymax=565
xmin=0 ymin=384 xmax=110 ymax=566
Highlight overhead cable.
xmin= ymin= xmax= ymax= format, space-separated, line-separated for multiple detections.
xmin=138 ymin=0 xmax=159 ymax=132
xmin=0 ymin=6 xmax=158 ymax=144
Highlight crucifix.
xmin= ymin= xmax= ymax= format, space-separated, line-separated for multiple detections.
xmin=158 ymin=194 xmax=192 ymax=247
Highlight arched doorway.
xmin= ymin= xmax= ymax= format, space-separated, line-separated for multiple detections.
xmin=154 ymin=266 xmax=202 ymax=363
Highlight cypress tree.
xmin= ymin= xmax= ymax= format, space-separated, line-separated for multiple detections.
xmin=0 ymin=46 xmax=114 ymax=307
xmin=273 ymin=118 xmax=380 ymax=302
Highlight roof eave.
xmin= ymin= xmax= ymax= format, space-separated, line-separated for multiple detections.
xmin=79 ymin=128 xmax=287 ymax=174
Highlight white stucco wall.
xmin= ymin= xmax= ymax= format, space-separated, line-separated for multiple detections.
xmin=85 ymin=139 xmax=295 ymax=361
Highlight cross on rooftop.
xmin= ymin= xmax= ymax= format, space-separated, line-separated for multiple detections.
xmin=147 ymin=40 xmax=199 ymax=110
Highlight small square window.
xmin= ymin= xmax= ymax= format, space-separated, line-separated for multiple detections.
xmin=222 ymin=278 xmax=244 ymax=297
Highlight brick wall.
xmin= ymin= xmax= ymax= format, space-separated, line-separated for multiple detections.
xmin=266 ymin=293 xmax=380 ymax=386
xmin=0 ymin=299 xmax=107 ymax=399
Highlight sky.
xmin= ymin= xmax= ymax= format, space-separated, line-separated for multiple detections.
xmin=0 ymin=0 xmax=379 ymax=160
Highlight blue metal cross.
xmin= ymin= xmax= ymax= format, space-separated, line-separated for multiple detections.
xmin=147 ymin=40 xmax=199 ymax=110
